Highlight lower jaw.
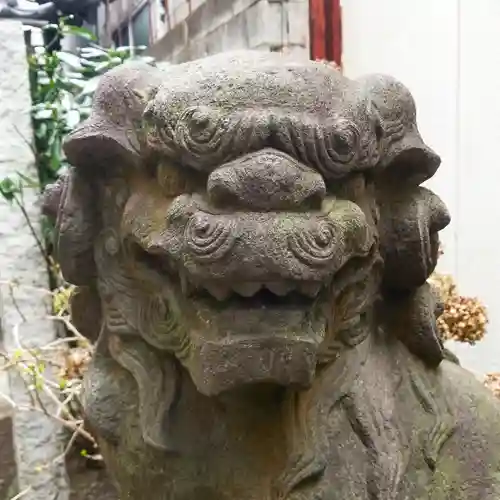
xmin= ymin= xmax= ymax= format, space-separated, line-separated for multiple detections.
xmin=174 ymin=296 xmax=325 ymax=395
xmin=184 ymin=329 xmax=324 ymax=396
xmin=158 ymin=274 xmax=338 ymax=392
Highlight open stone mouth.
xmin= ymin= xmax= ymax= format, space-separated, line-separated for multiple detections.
xmin=187 ymin=280 xmax=325 ymax=308
xmin=130 ymin=241 xmax=326 ymax=308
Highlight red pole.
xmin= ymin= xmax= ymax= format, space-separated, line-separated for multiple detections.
xmin=309 ymin=0 xmax=327 ymax=61
xmin=309 ymin=0 xmax=342 ymax=67
xmin=330 ymin=0 xmax=342 ymax=66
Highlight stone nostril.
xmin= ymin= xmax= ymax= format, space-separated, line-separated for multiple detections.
xmin=301 ymin=182 xmax=326 ymax=211
xmin=207 ymin=175 xmax=241 ymax=209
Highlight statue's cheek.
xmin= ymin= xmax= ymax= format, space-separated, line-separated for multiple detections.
xmin=82 ymin=353 xmax=132 ymax=446
xmin=42 ymin=167 xmax=98 ymax=286
xmin=377 ymin=186 xmax=450 ymax=291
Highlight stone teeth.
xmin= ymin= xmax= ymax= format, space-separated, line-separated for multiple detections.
xmin=233 ymin=282 xmax=262 ymax=297
xmin=298 ymin=282 xmax=323 ymax=298
xmin=266 ymin=282 xmax=294 ymax=296
xmin=204 ymin=284 xmax=231 ymax=301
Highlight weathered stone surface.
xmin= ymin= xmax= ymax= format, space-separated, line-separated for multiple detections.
xmin=66 ymin=451 xmax=117 ymax=500
xmin=0 ymin=417 xmax=16 ymax=500
xmin=0 ymin=20 xmax=69 ymax=500
xmin=45 ymin=52 xmax=500 ymax=500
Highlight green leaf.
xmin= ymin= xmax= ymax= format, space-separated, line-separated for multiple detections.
xmin=77 ymin=76 xmax=100 ymax=98
xmin=50 ymin=136 xmax=61 ymax=172
xmin=94 ymin=60 xmax=119 ymax=73
xmin=0 ymin=177 xmax=20 ymax=202
xmin=16 ymin=172 xmax=40 ymax=189
xmin=57 ymin=51 xmax=84 ymax=70
xmin=79 ymin=47 xmax=109 ymax=60
xmin=33 ymin=108 xmax=53 ymax=120
xmin=77 ymin=107 xmax=92 ymax=119
xmin=37 ymin=75 xmax=51 ymax=86
xmin=26 ymin=28 xmax=158 ymax=195
xmin=65 ymin=109 xmax=80 ymax=128
xmin=42 ymin=23 xmax=59 ymax=32
xmin=34 ymin=122 xmax=47 ymax=139
xmin=62 ymin=24 xmax=97 ymax=42
xmin=113 ymin=46 xmax=133 ymax=54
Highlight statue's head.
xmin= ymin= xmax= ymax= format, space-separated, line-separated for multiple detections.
xmin=43 ymin=53 xmax=450 ymax=398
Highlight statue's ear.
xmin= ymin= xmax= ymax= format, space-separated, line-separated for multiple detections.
xmin=63 ymin=61 xmax=163 ymax=170
xmin=42 ymin=167 xmax=97 ymax=286
xmin=43 ymin=62 xmax=164 ymax=285
xmin=377 ymin=185 xmax=450 ymax=291
xmin=63 ymin=114 xmax=141 ymax=170
xmin=382 ymin=284 xmax=444 ymax=368
xmin=360 ymin=73 xmax=441 ymax=185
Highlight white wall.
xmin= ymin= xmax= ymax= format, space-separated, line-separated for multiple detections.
xmin=342 ymin=0 xmax=500 ymax=375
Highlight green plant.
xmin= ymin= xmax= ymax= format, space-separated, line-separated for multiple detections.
xmin=29 ymin=17 xmax=154 ymax=189
xmin=1 ymin=17 xmax=155 ymax=267
xmin=0 ymin=20 xmax=156 ymax=484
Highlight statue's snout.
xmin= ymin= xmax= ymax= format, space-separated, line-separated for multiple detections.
xmin=207 ymin=148 xmax=326 ymax=211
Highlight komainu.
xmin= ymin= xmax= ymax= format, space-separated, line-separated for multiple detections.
xmin=43 ymin=52 xmax=500 ymax=500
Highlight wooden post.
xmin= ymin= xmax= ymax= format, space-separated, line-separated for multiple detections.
xmin=309 ymin=0 xmax=342 ymax=66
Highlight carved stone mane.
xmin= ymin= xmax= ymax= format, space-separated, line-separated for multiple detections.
xmin=43 ymin=53 xmax=500 ymax=500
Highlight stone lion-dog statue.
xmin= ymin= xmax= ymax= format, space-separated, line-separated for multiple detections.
xmin=43 ymin=51 xmax=500 ymax=500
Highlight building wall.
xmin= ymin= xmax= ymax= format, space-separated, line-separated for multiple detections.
xmin=149 ymin=0 xmax=309 ymax=62
xmin=342 ymin=0 xmax=500 ymax=376
xmin=97 ymin=0 xmax=151 ymax=46
xmin=96 ymin=0 xmax=309 ymax=62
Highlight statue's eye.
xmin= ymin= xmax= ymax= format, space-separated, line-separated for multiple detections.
xmin=189 ymin=109 xmax=213 ymax=141
xmin=319 ymin=119 xmax=359 ymax=170
xmin=177 ymin=106 xmax=221 ymax=149
xmin=332 ymin=133 xmax=352 ymax=157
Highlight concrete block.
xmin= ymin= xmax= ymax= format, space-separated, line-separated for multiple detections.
xmin=190 ymin=0 xmax=205 ymax=14
xmin=246 ymin=0 xmax=283 ymax=49
xmin=172 ymin=1 xmax=191 ymax=26
xmin=232 ymin=0 xmax=259 ymax=19
xmin=284 ymin=1 xmax=309 ymax=47
xmin=148 ymin=0 xmax=311 ymax=66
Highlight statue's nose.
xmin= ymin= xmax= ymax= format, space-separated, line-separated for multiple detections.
xmin=207 ymin=149 xmax=326 ymax=211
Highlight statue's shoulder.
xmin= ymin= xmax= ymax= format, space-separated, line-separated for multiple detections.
xmin=429 ymin=359 xmax=500 ymax=497
xmin=438 ymin=358 xmax=500 ymax=423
